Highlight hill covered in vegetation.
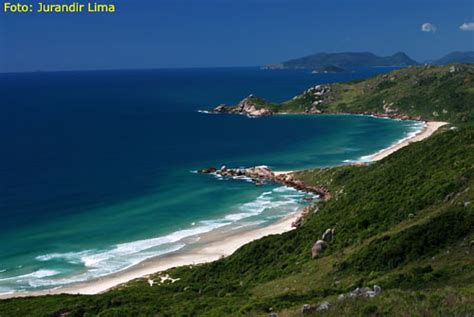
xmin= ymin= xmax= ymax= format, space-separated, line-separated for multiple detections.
xmin=1 ymin=65 xmax=473 ymax=317
xmin=434 ymin=51 xmax=474 ymax=65
xmin=215 ymin=64 xmax=474 ymax=123
xmin=263 ymin=52 xmax=417 ymax=69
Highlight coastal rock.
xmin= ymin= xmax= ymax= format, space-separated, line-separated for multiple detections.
xmin=199 ymin=165 xmax=332 ymax=203
xmin=316 ymin=301 xmax=331 ymax=311
xmin=213 ymin=104 xmax=227 ymax=112
xmin=383 ymin=100 xmax=398 ymax=114
xmin=198 ymin=167 xmax=216 ymax=174
xmin=211 ymin=96 xmax=273 ymax=117
xmin=311 ymin=240 xmax=328 ymax=258
xmin=302 ymin=304 xmax=317 ymax=314
xmin=374 ymin=285 xmax=382 ymax=296
xmin=449 ymin=65 xmax=464 ymax=73
xmin=322 ymin=228 xmax=334 ymax=242
xmin=291 ymin=217 xmax=303 ymax=228
xmin=344 ymin=285 xmax=382 ymax=299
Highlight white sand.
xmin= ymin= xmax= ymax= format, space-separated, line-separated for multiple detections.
xmin=0 ymin=120 xmax=448 ymax=299
xmin=0 ymin=212 xmax=302 ymax=299
xmin=369 ymin=121 xmax=447 ymax=161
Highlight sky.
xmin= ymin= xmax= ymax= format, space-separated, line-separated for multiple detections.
xmin=1 ymin=0 xmax=473 ymax=72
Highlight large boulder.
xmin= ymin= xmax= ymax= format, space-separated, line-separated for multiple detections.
xmin=302 ymin=304 xmax=316 ymax=314
xmin=311 ymin=240 xmax=328 ymax=258
xmin=322 ymin=228 xmax=334 ymax=242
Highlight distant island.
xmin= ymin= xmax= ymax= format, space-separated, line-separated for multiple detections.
xmin=263 ymin=51 xmax=474 ymax=70
xmin=263 ymin=52 xmax=417 ymax=69
xmin=433 ymin=51 xmax=474 ymax=65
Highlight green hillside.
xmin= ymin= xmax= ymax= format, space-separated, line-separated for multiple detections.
xmin=1 ymin=65 xmax=473 ymax=317
xmin=219 ymin=64 xmax=474 ymax=123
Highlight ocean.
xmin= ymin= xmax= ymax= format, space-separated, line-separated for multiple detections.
xmin=0 ymin=67 xmax=423 ymax=294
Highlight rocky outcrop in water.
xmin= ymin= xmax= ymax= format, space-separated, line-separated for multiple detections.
xmin=198 ymin=165 xmax=331 ymax=201
xmin=211 ymin=95 xmax=273 ymax=117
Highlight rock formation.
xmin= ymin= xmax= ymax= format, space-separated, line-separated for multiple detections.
xmin=211 ymin=95 xmax=273 ymax=117
xmin=322 ymin=228 xmax=335 ymax=242
xmin=198 ymin=165 xmax=331 ymax=201
xmin=311 ymin=240 xmax=328 ymax=258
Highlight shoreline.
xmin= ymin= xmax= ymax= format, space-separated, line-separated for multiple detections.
xmin=0 ymin=119 xmax=448 ymax=300
xmin=365 ymin=121 xmax=447 ymax=161
xmin=0 ymin=211 xmax=302 ymax=299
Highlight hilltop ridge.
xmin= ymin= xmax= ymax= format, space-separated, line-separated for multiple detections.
xmin=264 ymin=52 xmax=418 ymax=69
xmin=215 ymin=64 xmax=474 ymax=123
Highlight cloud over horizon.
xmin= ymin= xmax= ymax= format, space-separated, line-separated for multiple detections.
xmin=421 ymin=22 xmax=437 ymax=33
xmin=460 ymin=22 xmax=474 ymax=31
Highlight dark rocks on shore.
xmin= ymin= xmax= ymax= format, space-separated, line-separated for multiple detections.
xmin=199 ymin=167 xmax=217 ymax=174
xmin=198 ymin=165 xmax=331 ymax=201
xmin=198 ymin=165 xmax=333 ymax=233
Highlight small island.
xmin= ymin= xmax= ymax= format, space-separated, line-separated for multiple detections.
xmin=312 ymin=65 xmax=346 ymax=73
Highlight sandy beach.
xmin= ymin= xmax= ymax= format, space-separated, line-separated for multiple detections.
xmin=0 ymin=120 xmax=448 ymax=300
xmin=0 ymin=211 xmax=302 ymax=299
xmin=368 ymin=121 xmax=448 ymax=161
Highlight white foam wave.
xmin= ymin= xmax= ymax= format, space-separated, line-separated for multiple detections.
xmin=0 ymin=269 xmax=60 ymax=282
xmin=197 ymin=110 xmax=217 ymax=114
xmin=5 ymin=185 xmax=313 ymax=291
xmin=223 ymin=186 xmax=304 ymax=222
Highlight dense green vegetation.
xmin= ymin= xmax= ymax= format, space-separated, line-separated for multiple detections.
xmin=1 ymin=66 xmax=473 ymax=316
xmin=247 ymin=64 xmax=474 ymax=123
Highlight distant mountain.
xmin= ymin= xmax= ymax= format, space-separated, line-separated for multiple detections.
xmin=264 ymin=52 xmax=418 ymax=69
xmin=434 ymin=51 xmax=474 ymax=65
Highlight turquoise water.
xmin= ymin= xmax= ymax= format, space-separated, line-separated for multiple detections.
xmin=0 ymin=68 xmax=422 ymax=294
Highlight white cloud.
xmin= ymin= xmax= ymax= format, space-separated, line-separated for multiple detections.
xmin=460 ymin=22 xmax=474 ymax=31
xmin=421 ymin=22 xmax=437 ymax=33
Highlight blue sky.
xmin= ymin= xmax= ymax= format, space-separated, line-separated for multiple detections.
xmin=1 ymin=0 xmax=473 ymax=72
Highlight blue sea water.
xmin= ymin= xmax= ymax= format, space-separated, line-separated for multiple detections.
xmin=0 ymin=67 xmax=422 ymax=294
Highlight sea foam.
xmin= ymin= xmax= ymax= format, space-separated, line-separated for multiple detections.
xmin=7 ymin=186 xmax=310 ymax=291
